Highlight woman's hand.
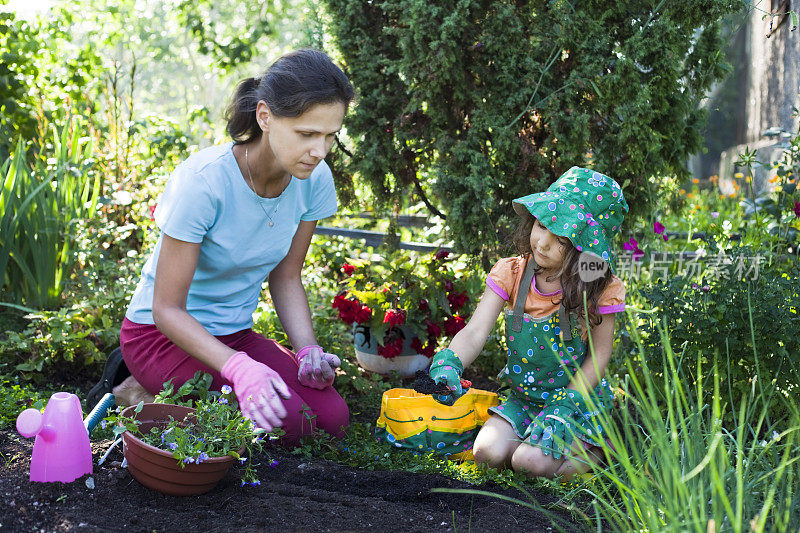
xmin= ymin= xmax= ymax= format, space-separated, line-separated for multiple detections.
xmin=296 ymin=344 xmax=340 ymax=389
xmin=221 ymin=351 xmax=291 ymax=432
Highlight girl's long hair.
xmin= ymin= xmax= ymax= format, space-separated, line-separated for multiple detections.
xmin=511 ymin=210 xmax=611 ymax=330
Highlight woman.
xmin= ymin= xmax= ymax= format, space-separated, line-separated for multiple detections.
xmin=92 ymin=49 xmax=355 ymax=445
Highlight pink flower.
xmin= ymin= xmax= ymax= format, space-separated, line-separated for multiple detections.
xmin=711 ymin=212 xmax=719 ymax=218
xmin=148 ymin=204 xmax=157 ymax=221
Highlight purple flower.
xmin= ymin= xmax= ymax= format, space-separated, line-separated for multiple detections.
xmin=794 ymin=201 xmax=800 ymax=218
xmin=711 ymin=212 xmax=719 ymax=218
xmin=623 ymin=237 xmax=645 ymax=261
xmin=654 ymin=221 xmax=668 ymax=242
xmin=218 ymin=397 xmax=228 ymax=405
xmin=183 ymin=457 xmax=194 ymax=464
xmin=169 ymin=442 xmax=178 ymax=450
xmin=239 ymin=457 xmax=247 ymax=464
xmin=196 ymin=452 xmax=210 ymax=464
xmin=269 ymin=459 xmax=279 ymax=468
xmin=701 ymin=285 xmax=711 ymax=292
xmin=221 ymin=385 xmax=233 ymax=395
xmin=100 ymin=420 xmax=107 ymax=429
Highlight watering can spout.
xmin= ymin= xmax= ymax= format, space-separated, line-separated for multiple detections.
xmin=16 ymin=392 xmax=93 ymax=483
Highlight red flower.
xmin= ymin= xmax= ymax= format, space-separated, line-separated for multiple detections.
xmin=447 ymin=290 xmax=469 ymax=311
xmin=332 ymin=294 xmax=363 ymax=324
xmin=444 ymin=279 xmax=454 ymax=292
xmin=342 ymin=263 xmax=355 ymax=276
xmin=418 ymin=298 xmax=429 ymax=312
xmin=148 ymin=204 xmax=157 ymax=220
xmin=377 ymin=335 xmax=403 ymax=359
xmin=794 ymin=200 xmax=800 ymax=218
xmin=383 ymin=308 xmax=406 ymax=327
xmin=424 ymin=319 xmax=442 ymax=338
xmin=355 ymin=304 xmax=372 ymax=324
xmin=410 ymin=337 xmax=424 ymax=353
xmin=434 ymin=250 xmax=450 ymax=261
xmin=422 ymin=339 xmax=437 ymax=357
xmin=443 ymin=314 xmax=467 ymax=336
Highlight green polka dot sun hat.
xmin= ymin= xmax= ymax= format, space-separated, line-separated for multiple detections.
xmin=512 ymin=166 xmax=629 ymax=273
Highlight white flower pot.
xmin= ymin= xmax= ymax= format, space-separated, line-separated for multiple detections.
xmin=354 ymin=349 xmax=431 ymax=377
xmin=352 ymin=324 xmax=431 ymax=377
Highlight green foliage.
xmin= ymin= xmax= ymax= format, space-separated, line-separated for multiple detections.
xmin=322 ymin=0 xmax=741 ymax=263
xmin=736 ymin=119 xmax=800 ymax=250
xmin=583 ymin=314 xmax=800 ymax=532
xmin=0 ymin=119 xmax=100 ymax=308
xmin=0 ymin=306 xmax=113 ymax=379
xmin=177 ymin=0 xmax=277 ymax=72
xmin=0 ymin=12 xmax=40 ymax=161
xmin=0 ymin=378 xmax=52 ymax=430
xmin=634 ymin=247 xmax=800 ymax=421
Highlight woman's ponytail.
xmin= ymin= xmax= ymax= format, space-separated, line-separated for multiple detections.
xmin=224 ymin=77 xmax=262 ymax=144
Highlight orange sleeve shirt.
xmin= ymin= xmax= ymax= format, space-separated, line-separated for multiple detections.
xmin=486 ymin=255 xmax=625 ymax=338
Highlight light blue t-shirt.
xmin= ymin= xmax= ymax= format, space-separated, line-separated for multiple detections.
xmin=125 ymin=142 xmax=338 ymax=334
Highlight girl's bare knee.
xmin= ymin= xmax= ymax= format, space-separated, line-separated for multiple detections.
xmin=473 ymin=441 xmax=510 ymax=469
xmin=511 ymin=443 xmax=561 ymax=478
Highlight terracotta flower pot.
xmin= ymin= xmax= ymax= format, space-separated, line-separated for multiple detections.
xmin=353 ymin=325 xmax=431 ymax=377
xmin=121 ymin=403 xmax=242 ymax=497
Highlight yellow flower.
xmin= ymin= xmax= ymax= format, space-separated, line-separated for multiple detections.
xmin=745 ymin=175 xmax=752 ymax=183
xmin=680 ymin=188 xmax=686 ymax=195
xmin=734 ymin=172 xmax=743 ymax=179
xmin=769 ymin=175 xmax=780 ymax=183
xmin=686 ymin=192 xmax=695 ymax=199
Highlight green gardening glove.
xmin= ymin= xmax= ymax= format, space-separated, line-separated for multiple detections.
xmin=523 ymin=388 xmax=588 ymax=460
xmin=428 ymin=348 xmax=464 ymax=406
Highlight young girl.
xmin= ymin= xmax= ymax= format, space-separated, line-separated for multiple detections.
xmin=428 ymin=166 xmax=628 ymax=480
xmin=88 ymin=49 xmax=355 ymax=446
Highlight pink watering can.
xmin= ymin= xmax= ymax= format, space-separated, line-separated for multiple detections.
xmin=16 ymin=392 xmax=93 ymax=483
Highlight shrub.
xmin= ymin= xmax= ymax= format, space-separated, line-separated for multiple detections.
xmin=322 ymin=0 xmax=740 ymax=263
xmin=634 ymin=246 xmax=800 ymax=420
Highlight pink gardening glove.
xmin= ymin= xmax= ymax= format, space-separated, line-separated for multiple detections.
xmin=296 ymin=345 xmax=340 ymax=390
xmin=221 ymin=351 xmax=291 ymax=432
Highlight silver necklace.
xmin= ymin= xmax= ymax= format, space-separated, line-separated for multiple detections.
xmin=245 ymin=146 xmax=284 ymax=228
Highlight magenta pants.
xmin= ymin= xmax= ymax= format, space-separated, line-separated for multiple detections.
xmin=120 ymin=318 xmax=349 ymax=446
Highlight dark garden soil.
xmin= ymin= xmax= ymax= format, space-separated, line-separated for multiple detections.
xmin=0 ymin=426 xmax=582 ymax=532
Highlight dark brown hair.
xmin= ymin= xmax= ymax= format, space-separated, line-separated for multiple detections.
xmin=225 ymin=49 xmax=355 ymax=144
xmin=511 ymin=210 xmax=611 ymax=331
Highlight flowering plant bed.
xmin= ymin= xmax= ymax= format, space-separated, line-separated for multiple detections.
xmin=332 ymin=250 xmax=475 ymax=358
xmin=108 ymin=372 xmax=277 ymax=489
